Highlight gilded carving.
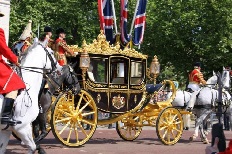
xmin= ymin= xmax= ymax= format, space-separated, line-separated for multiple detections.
xmin=68 ymin=30 xmax=148 ymax=59
xmin=131 ymin=84 xmax=146 ymax=89
xmin=134 ymin=95 xmax=137 ymax=103
xmin=96 ymin=93 xmax=101 ymax=103
xmin=86 ymin=80 xmax=107 ymax=88
xmin=85 ymin=86 xmax=108 ymax=93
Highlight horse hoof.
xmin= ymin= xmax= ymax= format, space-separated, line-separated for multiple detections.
xmin=202 ymin=138 xmax=209 ymax=144
xmin=184 ymin=127 xmax=189 ymax=130
xmin=189 ymin=135 xmax=196 ymax=142
xmin=38 ymin=148 xmax=46 ymax=154
xmin=189 ymin=137 xmax=194 ymax=142
xmin=203 ymin=130 xmax=209 ymax=136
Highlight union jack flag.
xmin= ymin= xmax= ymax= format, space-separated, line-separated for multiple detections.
xmin=120 ymin=0 xmax=130 ymax=44
xmin=133 ymin=0 xmax=147 ymax=45
xmin=98 ymin=0 xmax=114 ymax=43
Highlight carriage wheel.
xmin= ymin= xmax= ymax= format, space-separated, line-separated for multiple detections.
xmin=156 ymin=107 xmax=183 ymax=145
xmin=51 ymin=90 xmax=97 ymax=147
xmin=116 ymin=115 xmax=142 ymax=141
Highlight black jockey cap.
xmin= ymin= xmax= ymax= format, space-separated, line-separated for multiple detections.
xmin=56 ymin=28 xmax=65 ymax=35
xmin=44 ymin=26 xmax=52 ymax=33
xmin=194 ymin=62 xmax=201 ymax=68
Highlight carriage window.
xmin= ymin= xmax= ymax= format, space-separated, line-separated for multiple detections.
xmin=110 ymin=58 xmax=128 ymax=84
xmin=130 ymin=61 xmax=143 ymax=84
xmin=88 ymin=58 xmax=107 ymax=83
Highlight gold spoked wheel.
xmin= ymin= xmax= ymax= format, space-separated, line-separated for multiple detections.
xmin=116 ymin=115 xmax=142 ymax=141
xmin=51 ymin=90 xmax=97 ymax=147
xmin=156 ymin=107 xmax=183 ymax=145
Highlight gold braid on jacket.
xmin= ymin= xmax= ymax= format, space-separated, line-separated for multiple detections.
xmin=24 ymin=40 xmax=31 ymax=46
xmin=58 ymin=41 xmax=74 ymax=56
xmin=197 ymin=71 xmax=206 ymax=85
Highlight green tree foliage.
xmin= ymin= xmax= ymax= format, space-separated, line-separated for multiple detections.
xmin=9 ymin=0 xmax=232 ymax=87
xmin=143 ymin=0 xmax=232 ymax=86
xmin=9 ymin=0 xmax=99 ymax=46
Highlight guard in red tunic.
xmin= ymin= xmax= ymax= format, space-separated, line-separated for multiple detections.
xmin=187 ymin=62 xmax=206 ymax=92
xmin=0 ymin=11 xmax=26 ymax=125
xmin=12 ymin=20 xmax=33 ymax=56
xmin=54 ymin=28 xmax=74 ymax=66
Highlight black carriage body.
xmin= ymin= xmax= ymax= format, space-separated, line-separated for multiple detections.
xmin=85 ymin=54 xmax=147 ymax=113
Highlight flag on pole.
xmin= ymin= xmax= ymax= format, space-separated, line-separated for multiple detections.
xmin=133 ymin=0 xmax=147 ymax=45
xmin=98 ymin=0 xmax=114 ymax=43
xmin=120 ymin=0 xmax=130 ymax=44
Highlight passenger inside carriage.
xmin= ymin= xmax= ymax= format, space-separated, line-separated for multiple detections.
xmin=87 ymin=58 xmax=107 ymax=83
xmin=87 ymin=64 xmax=95 ymax=81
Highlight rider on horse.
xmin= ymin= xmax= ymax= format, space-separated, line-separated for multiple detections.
xmin=184 ymin=62 xmax=207 ymax=130
xmin=39 ymin=26 xmax=62 ymax=72
xmin=12 ymin=20 xmax=33 ymax=56
xmin=0 ymin=11 xmax=26 ymax=126
xmin=187 ymin=62 xmax=206 ymax=92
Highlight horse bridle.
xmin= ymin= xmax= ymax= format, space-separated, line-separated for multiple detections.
xmin=43 ymin=64 xmax=78 ymax=93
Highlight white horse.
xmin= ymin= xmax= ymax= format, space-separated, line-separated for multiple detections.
xmin=0 ymin=43 xmax=54 ymax=154
xmin=188 ymin=68 xmax=231 ymax=144
xmin=168 ymin=72 xmax=218 ymax=131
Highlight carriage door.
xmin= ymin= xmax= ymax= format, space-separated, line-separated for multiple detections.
xmin=109 ymin=57 xmax=129 ymax=113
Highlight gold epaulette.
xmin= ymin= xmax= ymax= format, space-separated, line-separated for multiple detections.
xmin=58 ymin=41 xmax=73 ymax=55
xmin=24 ymin=40 xmax=31 ymax=46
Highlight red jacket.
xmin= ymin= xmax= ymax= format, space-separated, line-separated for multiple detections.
xmin=55 ymin=38 xmax=73 ymax=66
xmin=189 ymin=68 xmax=206 ymax=85
xmin=0 ymin=28 xmax=25 ymax=94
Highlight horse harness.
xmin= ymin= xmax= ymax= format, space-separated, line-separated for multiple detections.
xmin=20 ymin=43 xmax=57 ymax=74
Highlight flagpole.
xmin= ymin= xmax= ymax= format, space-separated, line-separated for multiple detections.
xmin=111 ymin=0 xmax=118 ymax=34
xmin=129 ymin=0 xmax=140 ymax=37
xmin=37 ymin=24 xmax=40 ymax=38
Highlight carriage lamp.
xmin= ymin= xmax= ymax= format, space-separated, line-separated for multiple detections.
xmin=80 ymin=48 xmax=90 ymax=89
xmin=150 ymin=55 xmax=160 ymax=84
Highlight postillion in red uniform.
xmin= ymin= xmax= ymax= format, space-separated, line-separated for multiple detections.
xmin=55 ymin=38 xmax=74 ymax=66
xmin=188 ymin=68 xmax=206 ymax=84
xmin=0 ymin=28 xmax=25 ymax=94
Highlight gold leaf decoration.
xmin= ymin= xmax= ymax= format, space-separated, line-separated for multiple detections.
xmin=68 ymin=30 xmax=148 ymax=59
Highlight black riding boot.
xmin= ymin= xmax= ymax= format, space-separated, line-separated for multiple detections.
xmin=1 ymin=97 xmax=22 ymax=126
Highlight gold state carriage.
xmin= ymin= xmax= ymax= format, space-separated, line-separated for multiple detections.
xmin=50 ymin=31 xmax=189 ymax=147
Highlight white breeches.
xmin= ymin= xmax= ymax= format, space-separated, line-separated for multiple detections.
xmin=187 ymin=83 xmax=200 ymax=92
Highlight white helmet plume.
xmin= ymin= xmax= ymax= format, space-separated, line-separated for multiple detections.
xmin=19 ymin=20 xmax=32 ymax=40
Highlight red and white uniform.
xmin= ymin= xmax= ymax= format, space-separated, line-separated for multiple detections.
xmin=187 ymin=68 xmax=206 ymax=91
xmin=0 ymin=28 xmax=25 ymax=94
xmin=55 ymin=38 xmax=73 ymax=66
